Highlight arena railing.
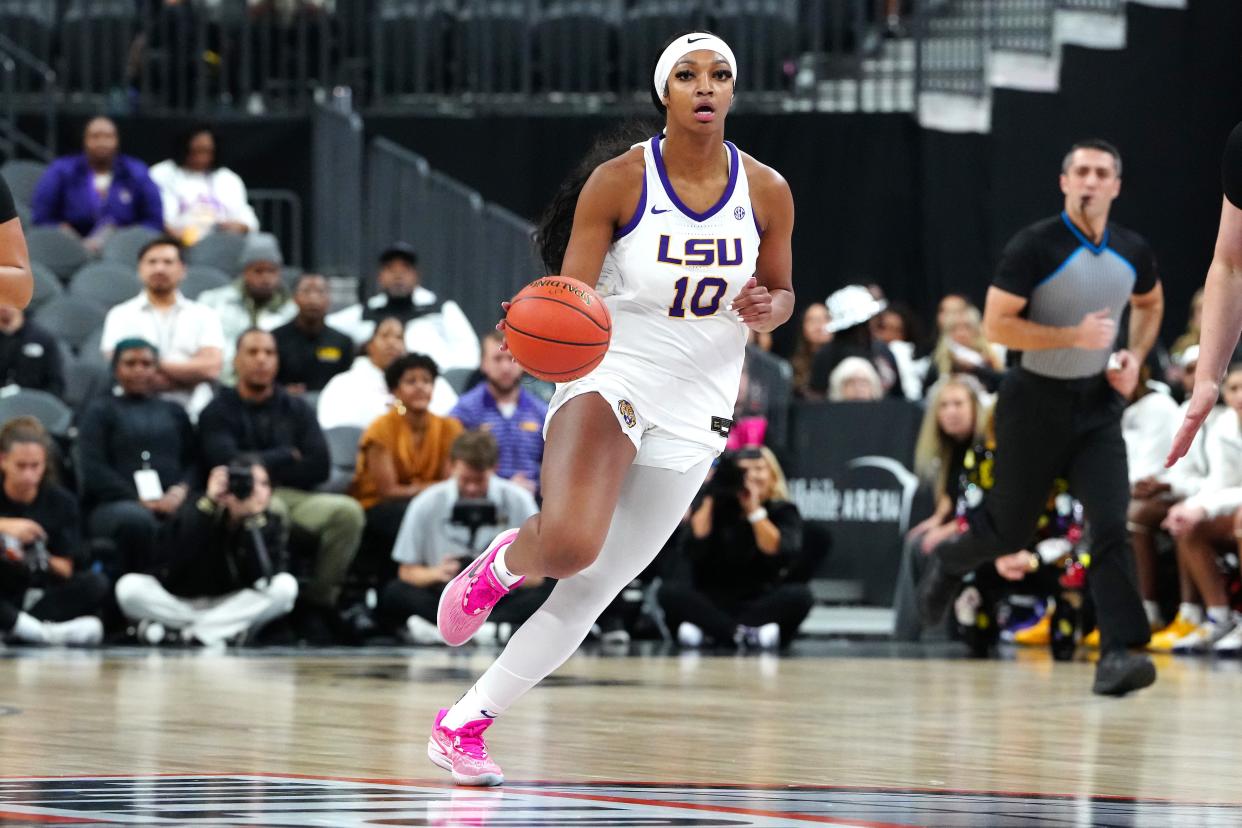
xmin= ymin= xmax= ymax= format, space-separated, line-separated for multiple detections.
xmin=249 ymin=188 xmax=304 ymax=267
xmin=311 ymin=101 xmax=366 ymax=286
xmin=0 ymin=32 xmax=57 ymax=160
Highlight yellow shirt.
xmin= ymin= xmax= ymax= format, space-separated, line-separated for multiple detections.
xmin=350 ymin=408 xmax=463 ymax=509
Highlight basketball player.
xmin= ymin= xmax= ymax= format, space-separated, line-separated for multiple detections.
xmin=0 ymin=175 xmax=34 ymax=308
xmin=1168 ymin=122 xmax=1242 ymax=466
xmin=427 ymin=33 xmax=795 ymax=786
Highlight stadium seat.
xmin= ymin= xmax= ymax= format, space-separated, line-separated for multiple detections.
xmin=15 ymin=200 xmax=32 ymax=228
xmin=532 ymin=0 xmax=622 ymax=94
xmin=620 ymin=1 xmax=706 ymax=92
xmin=182 ymin=264 xmax=232 ymax=299
xmin=0 ymin=387 xmax=73 ymax=438
xmin=457 ymin=0 xmax=530 ymax=95
xmin=0 ymin=2 xmax=54 ymax=94
xmin=443 ymin=366 xmax=475 ymax=395
xmin=101 ymin=226 xmax=161 ymax=266
xmin=24 ymin=227 xmax=90 ymax=283
xmin=185 ymin=232 xmax=246 ymax=274
xmin=62 ymin=356 xmax=114 ymax=413
xmin=373 ymin=0 xmax=456 ymax=99
xmin=30 ymin=295 xmax=107 ymax=355
xmin=68 ymin=261 xmax=142 ymax=309
xmin=281 ymin=266 xmax=303 ymax=289
xmin=710 ymin=0 xmax=799 ymax=93
xmin=59 ymin=0 xmax=136 ymax=97
xmin=29 ymin=261 xmax=63 ymax=314
xmin=0 ymin=159 xmax=48 ymax=207
xmin=320 ymin=425 xmax=363 ymax=494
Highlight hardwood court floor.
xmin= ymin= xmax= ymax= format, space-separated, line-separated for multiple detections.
xmin=1 ymin=643 xmax=1241 ymax=826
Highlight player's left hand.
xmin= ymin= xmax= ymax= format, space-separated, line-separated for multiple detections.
xmin=1105 ymin=349 xmax=1140 ymax=398
xmin=730 ymin=278 xmax=773 ymax=330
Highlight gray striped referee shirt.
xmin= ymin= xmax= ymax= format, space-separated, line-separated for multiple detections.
xmin=994 ymin=212 xmax=1159 ymax=379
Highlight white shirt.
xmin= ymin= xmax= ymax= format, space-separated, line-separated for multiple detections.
xmin=325 ymin=286 xmax=481 ymax=371
xmin=317 ymin=356 xmax=458 ymax=429
xmin=100 ymin=291 xmax=226 ymax=415
xmin=1122 ymin=386 xmax=1179 ymax=485
xmin=1167 ymin=401 xmax=1222 ymax=500
xmin=1184 ymin=408 xmax=1242 ymax=518
xmin=391 ymin=476 xmax=538 ymax=566
xmin=149 ymin=160 xmax=259 ymax=242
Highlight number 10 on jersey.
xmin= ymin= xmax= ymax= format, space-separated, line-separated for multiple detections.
xmin=669 ymin=276 xmax=727 ymax=318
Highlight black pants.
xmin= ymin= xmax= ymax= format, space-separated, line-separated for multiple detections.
xmin=378 ymin=577 xmax=555 ymax=632
xmin=355 ymin=498 xmax=414 ymax=584
xmin=88 ymin=501 xmax=161 ymax=581
xmin=657 ymin=582 xmax=815 ymax=646
xmin=1 ymin=569 xmax=111 ymax=632
xmin=934 ymin=369 xmax=1149 ymax=651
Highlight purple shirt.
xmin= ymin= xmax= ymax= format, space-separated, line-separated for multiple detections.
xmin=31 ymin=154 xmax=164 ymax=238
xmin=450 ymin=384 xmax=547 ymax=488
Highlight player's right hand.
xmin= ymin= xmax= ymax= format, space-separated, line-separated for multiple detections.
xmin=1167 ymin=379 xmax=1218 ymax=467
xmin=1073 ymin=308 xmax=1116 ymax=350
xmin=495 ymin=301 xmax=511 ymax=351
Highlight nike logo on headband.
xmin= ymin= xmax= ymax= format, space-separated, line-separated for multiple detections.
xmin=687 ymin=36 xmax=709 ymax=43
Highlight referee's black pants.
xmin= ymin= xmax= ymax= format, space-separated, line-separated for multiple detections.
xmin=934 ymin=368 xmax=1150 ymax=652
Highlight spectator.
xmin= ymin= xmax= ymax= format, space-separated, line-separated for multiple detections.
xmin=893 ymin=378 xmax=986 ymax=640
xmin=351 ymin=353 xmax=463 ymax=576
xmin=1170 ymin=288 xmax=1204 ymax=362
xmin=658 ymin=447 xmax=812 ymax=650
xmin=0 ymin=304 xmax=64 ymax=397
xmin=828 ymin=356 xmax=883 ymax=402
xmin=114 ymin=460 xmax=297 ymax=646
xmin=790 ymin=302 xmax=830 ymax=398
xmin=272 ymin=273 xmax=352 ymax=394
xmin=199 ymin=329 xmax=364 ymax=638
xmin=31 ymin=116 xmax=163 ymax=253
xmin=1159 ymin=363 xmax=1242 ymax=654
xmin=923 ymin=304 xmax=1005 ymax=395
xmin=318 ymin=316 xmax=458 ymax=428
xmin=449 ymin=331 xmax=547 ymax=495
xmin=809 ymin=285 xmax=901 ymax=399
xmin=0 ymin=417 xmax=107 ymax=646
xmin=197 ymin=231 xmax=296 ymax=378
xmin=100 ymin=236 xmax=224 ymax=417
xmin=149 ymin=123 xmax=260 ymax=247
xmin=326 ymin=243 xmax=481 ymax=371
xmin=78 ymin=339 xmax=197 ymax=580
xmin=379 ymin=431 xmax=543 ymax=644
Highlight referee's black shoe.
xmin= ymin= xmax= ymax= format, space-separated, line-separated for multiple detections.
xmin=1092 ymin=649 xmax=1157 ymax=696
xmin=916 ymin=553 xmax=961 ymax=627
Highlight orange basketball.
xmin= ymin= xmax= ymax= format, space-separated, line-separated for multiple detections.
xmin=504 ymin=276 xmax=611 ymax=382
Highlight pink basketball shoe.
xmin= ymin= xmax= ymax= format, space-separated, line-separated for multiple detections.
xmin=427 ymin=709 xmax=504 ymax=786
xmin=437 ymin=528 xmax=524 ymax=646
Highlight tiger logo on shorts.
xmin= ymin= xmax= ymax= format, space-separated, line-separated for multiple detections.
xmin=617 ymin=400 xmax=638 ymax=428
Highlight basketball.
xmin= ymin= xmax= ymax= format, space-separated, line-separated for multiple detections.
xmin=504 ymin=276 xmax=612 ymax=382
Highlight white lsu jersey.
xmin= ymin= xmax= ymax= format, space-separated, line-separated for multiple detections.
xmin=589 ymin=134 xmax=762 ymax=450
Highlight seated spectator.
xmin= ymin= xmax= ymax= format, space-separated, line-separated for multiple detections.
xmin=809 ymin=285 xmax=901 ymax=399
xmin=114 ymin=460 xmax=297 ymax=646
xmin=893 ymin=378 xmax=986 ymax=640
xmin=923 ymin=304 xmax=1005 ymax=395
xmin=326 ymin=243 xmax=481 ymax=371
xmin=78 ymin=339 xmax=197 ymax=580
xmin=149 ymin=124 xmax=260 ymax=247
xmin=828 ymin=356 xmax=883 ymax=402
xmin=449 ymin=331 xmax=546 ymax=495
xmin=0 ymin=304 xmax=64 ymax=398
xmin=0 ymin=417 xmax=107 ymax=646
xmin=199 ymin=329 xmax=364 ymax=640
xmin=198 ymin=232 xmax=296 ymax=377
xmin=379 ymin=431 xmax=543 ymax=644
xmin=101 ymin=236 xmax=224 ymax=418
xmin=351 ymin=353 xmax=463 ymax=575
xmin=318 ymin=316 xmax=457 ymax=427
xmin=1159 ymin=363 xmax=1242 ymax=655
xmin=658 ymin=447 xmax=812 ymax=650
xmin=31 ymin=116 xmax=163 ymax=253
xmin=791 ymin=302 xmax=830 ymax=399
xmin=273 ymin=273 xmax=352 ymax=394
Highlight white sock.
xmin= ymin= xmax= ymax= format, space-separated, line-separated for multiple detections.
xmin=11 ymin=612 xmax=46 ymax=644
xmin=490 ymin=541 xmax=522 ymax=589
xmin=1206 ymin=606 xmax=1231 ymax=626
xmin=1179 ymin=603 xmax=1203 ymax=625
xmin=442 ymin=684 xmax=505 ymax=730
xmin=1142 ymin=600 xmax=1162 ymax=628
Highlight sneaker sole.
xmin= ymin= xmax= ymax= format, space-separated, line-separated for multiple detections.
xmin=426 ymin=741 xmax=504 ymax=787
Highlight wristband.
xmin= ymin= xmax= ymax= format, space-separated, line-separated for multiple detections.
xmin=747 ymin=507 xmax=768 ymax=524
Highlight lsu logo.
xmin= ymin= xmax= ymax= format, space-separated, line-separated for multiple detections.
xmin=617 ymin=399 xmax=638 ymax=429
xmin=656 ymin=235 xmax=743 ymax=267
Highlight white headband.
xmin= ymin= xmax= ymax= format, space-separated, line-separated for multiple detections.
xmin=653 ymin=33 xmax=738 ymax=100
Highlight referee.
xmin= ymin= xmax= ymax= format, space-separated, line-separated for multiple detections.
xmin=0 ymin=173 xmax=33 ymax=308
xmin=919 ymin=139 xmax=1164 ymax=696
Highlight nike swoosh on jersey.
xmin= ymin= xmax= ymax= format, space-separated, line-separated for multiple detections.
xmin=651 ymin=206 xmax=671 ymax=214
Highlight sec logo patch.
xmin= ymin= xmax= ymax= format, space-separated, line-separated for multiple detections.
xmin=617 ymin=399 xmax=637 ymax=428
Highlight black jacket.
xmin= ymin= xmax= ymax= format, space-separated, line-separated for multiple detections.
xmin=686 ymin=498 xmax=804 ymax=602
xmin=156 ymin=496 xmax=287 ymax=598
xmin=77 ymin=393 xmax=198 ymax=509
xmin=0 ymin=321 xmax=65 ymax=398
xmin=198 ymin=386 xmax=330 ymax=490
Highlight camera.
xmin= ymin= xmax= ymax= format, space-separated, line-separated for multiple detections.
xmin=708 ymin=447 xmax=761 ymax=500
xmin=227 ymin=463 xmax=254 ymax=500
xmin=451 ymin=499 xmax=499 ymax=553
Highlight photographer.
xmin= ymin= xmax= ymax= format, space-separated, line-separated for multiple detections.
xmin=378 ymin=431 xmax=542 ymax=644
xmin=0 ymin=417 xmax=107 ymax=646
xmin=114 ymin=460 xmax=297 ymax=646
xmin=658 ymin=446 xmax=812 ymax=650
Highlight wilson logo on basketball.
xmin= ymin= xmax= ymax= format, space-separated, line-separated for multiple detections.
xmin=528 ymin=278 xmax=593 ymax=305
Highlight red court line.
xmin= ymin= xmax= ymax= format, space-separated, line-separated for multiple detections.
xmin=0 ymin=811 xmax=96 ymax=824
